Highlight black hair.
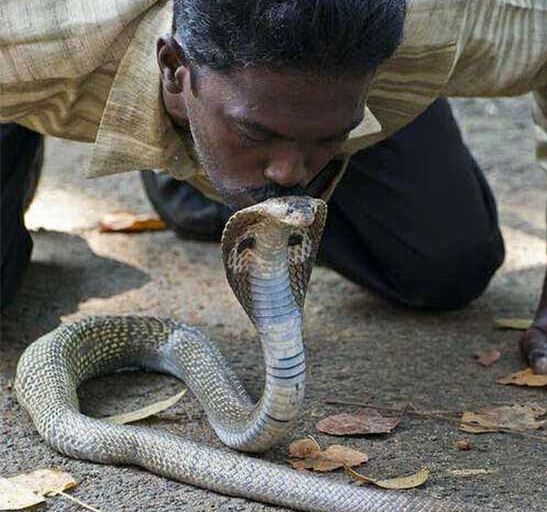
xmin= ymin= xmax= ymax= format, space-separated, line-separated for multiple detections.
xmin=173 ymin=0 xmax=406 ymax=76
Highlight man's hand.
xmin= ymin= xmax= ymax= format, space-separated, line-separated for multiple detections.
xmin=520 ymin=271 xmax=547 ymax=374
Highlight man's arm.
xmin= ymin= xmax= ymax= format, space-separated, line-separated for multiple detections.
xmin=0 ymin=0 xmax=153 ymax=142
xmin=520 ymin=88 xmax=547 ymax=374
xmin=520 ymin=271 xmax=547 ymax=374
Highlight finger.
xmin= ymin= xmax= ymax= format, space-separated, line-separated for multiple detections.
xmin=530 ymin=351 xmax=547 ymax=374
xmin=520 ymin=329 xmax=547 ymax=374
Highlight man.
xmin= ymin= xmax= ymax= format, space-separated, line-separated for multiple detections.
xmin=1 ymin=1 xmax=546 ymax=373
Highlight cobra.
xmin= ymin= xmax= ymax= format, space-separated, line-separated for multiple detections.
xmin=15 ymin=196 xmax=480 ymax=512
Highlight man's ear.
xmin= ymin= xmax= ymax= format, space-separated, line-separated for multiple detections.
xmin=157 ymin=35 xmax=189 ymax=94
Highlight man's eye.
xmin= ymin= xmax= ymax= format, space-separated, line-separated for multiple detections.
xmin=238 ymin=132 xmax=268 ymax=146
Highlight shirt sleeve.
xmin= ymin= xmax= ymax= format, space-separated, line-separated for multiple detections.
xmin=533 ymin=88 xmax=547 ymax=175
xmin=446 ymin=0 xmax=547 ymax=182
xmin=0 ymin=0 xmax=155 ymax=141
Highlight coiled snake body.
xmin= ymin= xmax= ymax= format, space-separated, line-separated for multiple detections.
xmin=16 ymin=197 xmax=480 ymax=511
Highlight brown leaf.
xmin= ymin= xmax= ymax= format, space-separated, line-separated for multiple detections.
xmin=288 ymin=438 xmax=321 ymax=458
xmin=460 ymin=404 xmax=546 ymax=434
xmin=322 ymin=445 xmax=368 ymax=466
xmin=346 ymin=466 xmax=429 ymax=489
xmin=493 ymin=318 xmax=532 ymax=331
xmin=455 ymin=439 xmax=472 ymax=451
xmin=99 ymin=211 xmax=167 ymax=233
xmin=289 ymin=458 xmax=341 ymax=472
xmin=288 ymin=441 xmax=368 ymax=472
xmin=473 ymin=349 xmax=501 ymax=367
xmin=101 ymin=389 xmax=186 ymax=425
xmin=316 ymin=411 xmax=401 ymax=436
xmin=497 ymin=368 xmax=547 ymax=387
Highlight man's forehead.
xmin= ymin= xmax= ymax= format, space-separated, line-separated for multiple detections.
xmin=198 ymin=66 xmax=381 ymax=137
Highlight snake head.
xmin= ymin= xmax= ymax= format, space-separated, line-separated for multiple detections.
xmin=221 ymin=196 xmax=327 ymax=321
xmin=244 ymin=196 xmax=321 ymax=228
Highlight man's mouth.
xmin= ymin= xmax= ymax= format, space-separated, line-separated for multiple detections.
xmin=218 ymin=182 xmax=307 ymax=211
xmin=245 ymin=182 xmax=307 ymax=203
xmin=230 ymin=160 xmax=343 ymax=209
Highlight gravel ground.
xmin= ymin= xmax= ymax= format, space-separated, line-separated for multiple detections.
xmin=1 ymin=96 xmax=546 ymax=511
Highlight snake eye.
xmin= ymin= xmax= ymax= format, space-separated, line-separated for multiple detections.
xmin=237 ymin=236 xmax=255 ymax=254
xmin=288 ymin=234 xmax=303 ymax=246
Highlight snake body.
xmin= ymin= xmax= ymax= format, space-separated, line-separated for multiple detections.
xmin=15 ymin=197 xmax=480 ymax=511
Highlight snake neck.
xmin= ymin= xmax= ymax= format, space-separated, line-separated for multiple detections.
xmin=237 ymin=227 xmax=305 ymax=451
xmin=251 ymin=233 xmax=303 ymax=361
xmin=251 ymin=229 xmax=301 ymax=321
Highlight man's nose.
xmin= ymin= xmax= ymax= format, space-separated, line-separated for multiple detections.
xmin=263 ymin=152 xmax=307 ymax=188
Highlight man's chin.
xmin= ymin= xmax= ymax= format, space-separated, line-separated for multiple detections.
xmin=214 ymin=189 xmax=257 ymax=211
xmin=203 ymin=165 xmax=307 ymax=210
xmin=219 ymin=185 xmax=308 ymax=211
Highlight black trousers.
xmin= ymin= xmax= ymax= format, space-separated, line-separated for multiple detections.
xmin=0 ymin=123 xmax=43 ymax=310
xmin=0 ymin=98 xmax=505 ymax=310
xmin=319 ymin=98 xmax=505 ymax=309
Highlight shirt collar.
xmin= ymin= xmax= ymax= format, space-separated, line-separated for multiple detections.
xmin=86 ymin=0 xmax=196 ymax=181
xmin=348 ymin=105 xmax=382 ymax=139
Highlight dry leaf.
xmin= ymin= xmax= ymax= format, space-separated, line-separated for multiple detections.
xmin=288 ymin=440 xmax=367 ymax=472
xmin=323 ymin=445 xmax=368 ymax=466
xmin=289 ymin=458 xmax=339 ymax=472
xmin=454 ymin=439 xmax=472 ymax=451
xmin=8 ymin=469 xmax=76 ymax=497
xmin=473 ymin=349 xmax=501 ymax=367
xmin=99 ymin=211 xmax=167 ymax=233
xmin=346 ymin=466 xmax=429 ymax=489
xmin=288 ymin=438 xmax=321 ymax=458
xmin=316 ymin=410 xmax=400 ymax=436
xmin=102 ymin=389 xmax=186 ymax=424
xmin=447 ymin=469 xmax=495 ymax=477
xmin=493 ymin=318 xmax=532 ymax=331
xmin=497 ymin=368 xmax=547 ymax=388
xmin=460 ymin=404 xmax=546 ymax=434
xmin=0 ymin=477 xmax=45 ymax=510
xmin=1 ymin=470 xmax=101 ymax=512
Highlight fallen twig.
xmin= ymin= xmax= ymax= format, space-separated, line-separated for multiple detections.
xmin=325 ymin=399 xmax=461 ymax=418
xmin=57 ymin=491 xmax=102 ymax=512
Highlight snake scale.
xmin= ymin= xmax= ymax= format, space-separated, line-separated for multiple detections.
xmin=15 ymin=196 xmax=483 ymax=511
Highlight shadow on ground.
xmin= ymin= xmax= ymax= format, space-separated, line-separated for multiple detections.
xmin=1 ymin=230 xmax=149 ymax=376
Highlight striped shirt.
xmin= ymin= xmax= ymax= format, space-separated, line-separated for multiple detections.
xmin=1 ymin=0 xmax=546 ymax=202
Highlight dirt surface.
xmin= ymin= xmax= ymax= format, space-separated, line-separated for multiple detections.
xmin=1 ymin=97 xmax=546 ymax=511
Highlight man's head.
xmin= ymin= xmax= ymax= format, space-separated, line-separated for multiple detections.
xmin=157 ymin=0 xmax=406 ymax=209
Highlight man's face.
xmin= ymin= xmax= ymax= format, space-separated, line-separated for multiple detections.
xmin=159 ymin=42 xmax=372 ymax=209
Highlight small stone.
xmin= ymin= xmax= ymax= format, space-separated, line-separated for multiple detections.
xmin=455 ymin=439 xmax=472 ymax=451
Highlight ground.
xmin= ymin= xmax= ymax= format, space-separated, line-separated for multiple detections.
xmin=1 ymin=97 xmax=546 ymax=511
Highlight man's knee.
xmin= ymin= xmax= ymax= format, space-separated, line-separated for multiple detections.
xmin=1 ymin=226 xmax=33 ymax=310
xmin=394 ymin=231 xmax=505 ymax=310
